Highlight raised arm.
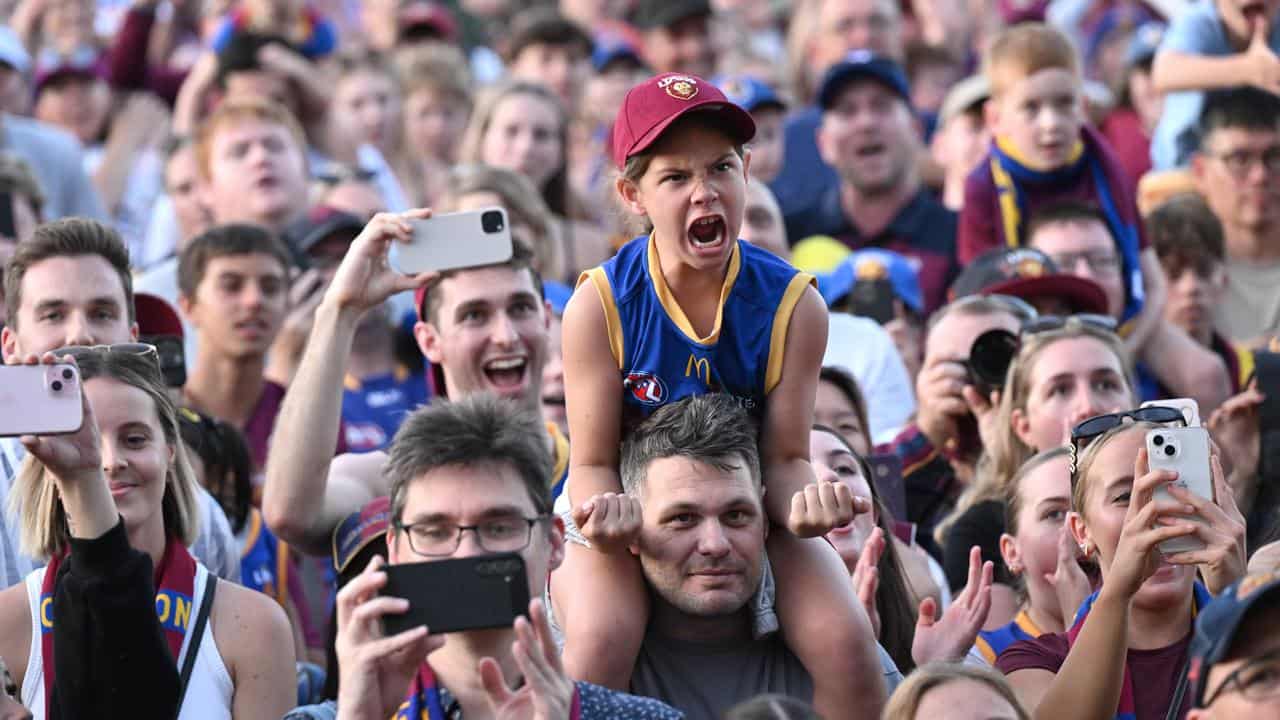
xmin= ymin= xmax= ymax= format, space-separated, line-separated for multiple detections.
xmin=1151 ymin=22 xmax=1280 ymax=95
xmin=262 ymin=211 xmax=435 ymax=555
xmin=1138 ymin=321 xmax=1231 ymax=416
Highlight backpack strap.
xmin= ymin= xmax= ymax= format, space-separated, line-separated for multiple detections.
xmin=175 ymin=574 xmax=217 ymax=718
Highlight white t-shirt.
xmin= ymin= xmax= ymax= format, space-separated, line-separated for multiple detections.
xmin=823 ymin=314 xmax=917 ymax=445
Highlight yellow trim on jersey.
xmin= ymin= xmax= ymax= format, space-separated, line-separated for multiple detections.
xmin=343 ymin=374 xmax=361 ymax=392
xmin=580 ymin=267 xmax=625 ymax=370
xmin=547 ymin=421 xmax=570 ymax=488
xmin=646 ymin=235 xmax=742 ymax=347
xmin=275 ymin=539 xmax=291 ymax=607
xmin=990 ymin=157 xmax=1022 ymax=250
xmin=1013 ymin=609 xmax=1043 ymax=638
xmin=240 ymin=508 xmax=262 ymax=560
xmin=1236 ymin=345 xmax=1256 ymax=391
xmin=975 ymin=635 xmax=997 ymax=665
xmin=765 ymin=273 xmax=817 ymax=394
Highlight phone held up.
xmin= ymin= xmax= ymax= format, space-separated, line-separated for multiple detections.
xmin=0 ymin=363 xmax=84 ymax=437
xmin=389 ymin=207 xmax=515 ymax=275
xmin=380 ymin=552 xmax=531 ymax=636
xmin=1146 ymin=425 xmax=1213 ymax=555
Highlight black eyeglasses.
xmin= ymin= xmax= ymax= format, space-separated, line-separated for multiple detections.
xmin=1206 ymin=147 xmax=1280 ymax=178
xmin=1022 ymin=313 xmax=1118 ymax=337
xmin=1068 ymin=406 xmax=1186 ymax=480
xmin=1203 ymin=648 xmax=1280 ymax=707
xmin=395 ymin=515 xmax=551 ymax=557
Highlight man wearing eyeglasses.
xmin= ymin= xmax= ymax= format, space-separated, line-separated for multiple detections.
xmin=313 ymin=394 xmax=680 ymax=720
xmin=1190 ymin=87 xmax=1280 ymax=345
xmin=1026 ymin=200 xmax=1232 ymax=412
xmin=1186 ymin=571 xmax=1280 ymax=719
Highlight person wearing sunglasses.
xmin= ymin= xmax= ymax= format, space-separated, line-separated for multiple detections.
xmin=0 ymin=346 xmax=296 ymax=719
xmin=997 ymin=409 xmax=1246 ymax=720
xmin=1185 ymin=571 xmax=1280 ymax=719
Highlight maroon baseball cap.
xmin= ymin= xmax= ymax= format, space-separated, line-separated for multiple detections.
xmin=609 ymin=72 xmax=756 ymax=169
xmin=134 ymin=293 xmax=184 ymax=339
xmin=950 ymin=247 xmax=1109 ymax=315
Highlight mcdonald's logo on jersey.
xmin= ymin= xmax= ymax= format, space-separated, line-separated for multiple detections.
xmin=685 ymin=354 xmax=713 ymax=385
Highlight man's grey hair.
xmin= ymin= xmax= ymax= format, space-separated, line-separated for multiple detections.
xmin=386 ymin=394 xmax=553 ymax=523
xmin=619 ymin=394 xmax=763 ymax=497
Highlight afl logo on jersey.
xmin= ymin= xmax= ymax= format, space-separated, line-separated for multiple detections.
xmin=624 ymin=372 xmax=667 ymax=405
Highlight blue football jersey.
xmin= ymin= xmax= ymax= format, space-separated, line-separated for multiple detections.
xmin=239 ymin=507 xmax=290 ymax=607
xmin=974 ymin=610 xmax=1044 ymax=665
xmin=580 ymin=235 xmax=814 ymax=428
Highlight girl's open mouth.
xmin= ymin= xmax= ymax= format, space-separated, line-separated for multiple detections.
xmin=687 ymin=215 xmax=728 ymax=254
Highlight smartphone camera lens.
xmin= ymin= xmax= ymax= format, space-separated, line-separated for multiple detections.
xmin=1153 ymin=435 xmax=1164 ymax=447
xmin=61 ymin=368 xmax=73 ymax=380
xmin=481 ymin=210 xmax=504 ymax=234
xmin=1164 ymin=444 xmax=1176 ymax=457
xmin=51 ymin=380 xmax=63 ymax=392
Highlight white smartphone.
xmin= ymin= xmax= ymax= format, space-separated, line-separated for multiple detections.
xmin=389 ymin=207 xmax=514 ymax=274
xmin=1140 ymin=398 xmax=1200 ymax=428
xmin=1146 ymin=426 xmax=1213 ymax=555
xmin=0 ymin=364 xmax=84 ymax=436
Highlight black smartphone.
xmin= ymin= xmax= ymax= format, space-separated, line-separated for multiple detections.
xmin=867 ymin=453 xmax=906 ymax=523
xmin=141 ymin=334 xmax=186 ymax=388
xmin=381 ymin=553 xmax=530 ymax=636
xmin=0 ymin=192 xmax=15 ymax=239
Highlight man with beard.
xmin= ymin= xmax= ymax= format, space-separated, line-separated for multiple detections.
xmin=792 ymin=52 xmax=957 ymax=314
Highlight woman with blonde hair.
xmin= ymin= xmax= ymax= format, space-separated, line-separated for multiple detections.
xmin=459 ymin=80 xmax=611 ymax=281
xmin=998 ymin=412 xmax=1246 ymax=719
xmin=0 ymin=347 xmax=295 ymax=719
xmin=937 ymin=317 xmax=1135 ymax=598
xmin=884 ymin=662 xmax=1030 ymax=720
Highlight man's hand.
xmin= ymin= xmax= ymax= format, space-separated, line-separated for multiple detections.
xmin=324 ymin=209 xmax=438 ymax=314
xmin=335 ymin=556 xmax=444 ymax=720
xmin=961 ymin=384 xmax=1003 ymax=452
xmin=788 ymin=480 xmax=868 ymax=538
xmin=852 ymin=526 xmax=886 ymax=639
xmin=257 ymin=42 xmax=314 ymax=81
xmin=18 ymin=353 xmax=102 ymax=488
xmin=911 ymin=545 xmax=993 ymax=665
xmin=480 ymin=599 xmax=576 ymax=720
xmin=571 ymin=492 xmax=641 ymax=553
xmin=915 ymin=359 xmax=972 ymax=451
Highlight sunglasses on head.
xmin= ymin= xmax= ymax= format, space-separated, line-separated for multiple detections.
xmin=1021 ymin=313 xmax=1118 ymax=337
xmin=55 ymin=343 xmax=161 ymax=368
xmin=1067 ymin=406 xmax=1186 ymax=480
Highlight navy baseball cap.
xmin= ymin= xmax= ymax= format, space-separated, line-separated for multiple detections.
xmin=817 ymin=51 xmax=911 ymax=110
xmin=1189 ymin=571 xmax=1280 ymax=707
xmin=592 ymin=34 xmax=644 ymax=72
xmin=818 ymin=249 xmax=923 ymax=316
xmin=713 ymin=74 xmax=786 ymax=114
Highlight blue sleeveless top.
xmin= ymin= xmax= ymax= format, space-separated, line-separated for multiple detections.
xmin=239 ymin=507 xmax=290 ymax=607
xmin=580 ymin=235 xmax=814 ymax=428
xmin=975 ymin=610 xmax=1044 ymax=665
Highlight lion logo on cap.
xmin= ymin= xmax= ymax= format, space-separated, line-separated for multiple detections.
xmin=659 ymin=74 xmax=699 ymax=101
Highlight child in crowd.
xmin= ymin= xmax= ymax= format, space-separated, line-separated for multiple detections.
xmin=557 ymin=72 xmax=883 ymax=718
xmin=1149 ymin=0 xmax=1280 ymax=169
xmin=959 ymin=22 xmax=1165 ymax=355
xmin=1147 ymin=193 xmax=1254 ymax=394
xmin=391 ymin=43 xmax=474 ymax=208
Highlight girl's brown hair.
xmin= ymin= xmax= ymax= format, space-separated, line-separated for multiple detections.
xmin=1069 ymin=420 xmax=1158 ymax=516
xmin=1003 ymin=446 xmax=1072 ymax=538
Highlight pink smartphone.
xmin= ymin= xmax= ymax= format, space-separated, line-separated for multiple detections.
xmin=0 ymin=364 xmax=83 ymax=436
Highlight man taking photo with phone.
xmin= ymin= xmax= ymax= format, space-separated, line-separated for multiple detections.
xmin=263 ymin=209 xmax=568 ymax=556
xmin=309 ymin=395 xmax=680 ymax=720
